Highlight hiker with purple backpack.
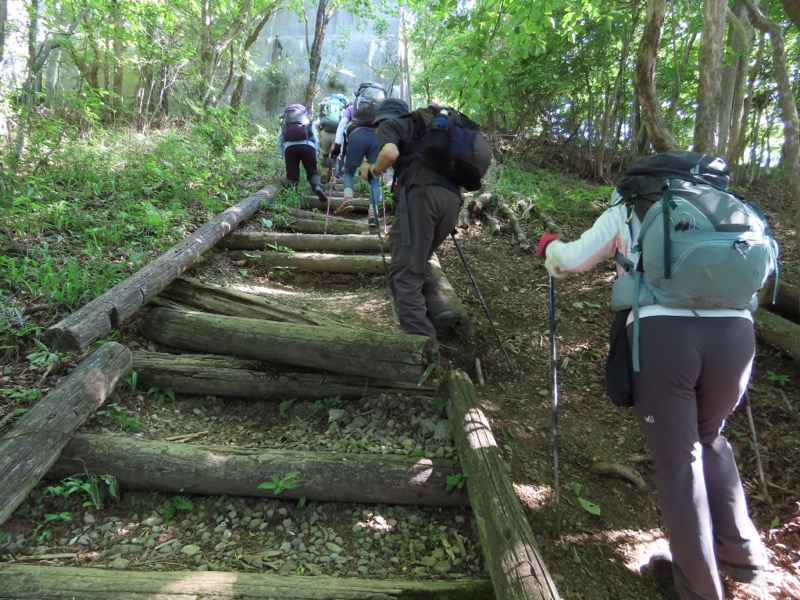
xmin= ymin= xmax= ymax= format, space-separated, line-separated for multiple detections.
xmin=277 ymin=103 xmax=327 ymax=203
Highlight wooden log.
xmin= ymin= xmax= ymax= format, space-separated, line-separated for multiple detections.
xmin=49 ymin=433 xmax=469 ymax=507
xmin=273 ymin=218 xmax=369 ymax=235
xmin=0 ymin=342 xmax=131 ymax=526
xmin=755 ymin=307 xmax=800 ymax=366
xmin=159 ymin=277 xmax=362 ymax=329
xmin=43 ymin=185 xmax=279 ymax=352
xmin=468 ymin=192 xmax=495 ymax=214
xmin=497 ymin=200 xmax=531 ymax=251
xmin=227 ymin=251 xmax=387 ymax=275
xmin=132 ymin=351 xmax=437 ymax=399
xmin=0 ymin=565 xmax=494 ymax=600
xmin=142 ymin=307 xmax=437 ymax=382
xmin=219 ymin=231 xmax=387 ymax=253
xmin=302 ymin=195 xmax=371 ymax=212
xmin=759 ymin=278 xmax=800 ymax=322
xmin=438 ymin=370 xmax=560 ymax=600
xmin=429 ymin=254 xmax=471 ymax=338
xmin=484 ymin=213 xmax=502 ymax=236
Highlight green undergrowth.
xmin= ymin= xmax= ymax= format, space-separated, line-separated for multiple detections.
xmin=489 ymin=161 xmax=614 ymax=237
xmin=0 ymin=120 xmax=285 ymax=352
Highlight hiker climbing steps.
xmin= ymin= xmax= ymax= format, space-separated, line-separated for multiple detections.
xmin=0 ymin=182 xmax=560 ymax=600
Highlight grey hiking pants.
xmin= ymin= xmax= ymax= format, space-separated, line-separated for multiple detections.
xmin=629 ymin=316 xmax=767 ymax=600
xmin=389 ymin=183 xmax=461 ymax=338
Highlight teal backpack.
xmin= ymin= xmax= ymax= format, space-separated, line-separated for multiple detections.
xmin=610 ymin=152 xmax=779 ymax=371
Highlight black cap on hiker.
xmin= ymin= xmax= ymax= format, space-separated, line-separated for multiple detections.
xmin=373 ymin=98 xmax=410 ymax=124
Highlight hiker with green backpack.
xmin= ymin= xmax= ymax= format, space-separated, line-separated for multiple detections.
xmin=315 ymin=93 xmax=347 ymax=182
xmin=537 ymin=151 xmax=777 ymax=600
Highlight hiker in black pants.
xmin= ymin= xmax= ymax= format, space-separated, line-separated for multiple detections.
xmin=537 ymin=182 xmax=769 ymax=599
xmin=366 ymin=98 xmax=459 ymax=338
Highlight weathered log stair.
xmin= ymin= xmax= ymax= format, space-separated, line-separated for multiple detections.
xmin=0 ymin=184 xmax=561 ymax=599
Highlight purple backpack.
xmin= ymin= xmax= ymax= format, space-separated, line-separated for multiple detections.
xmin=281 ymin=104 xmax=312 ymax=142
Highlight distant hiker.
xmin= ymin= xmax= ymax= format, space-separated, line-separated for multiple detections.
xmin=331 ymin=82 xmax=387 ymax=213
xmin=365 ymin=98 xmax=490 ymax=338
xmin=537 ymin=151 xmax=776 ymax=600
xmin=278 ymin=103 xmax=327 ymax=203
xmin=316 ymin=93 xmax=347 ymax=182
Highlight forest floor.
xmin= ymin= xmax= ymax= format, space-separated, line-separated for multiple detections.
xmin=1 ymin=166 xmax=799 ymax=600
xmin=427 ymin=172 xmax=800 ymax=599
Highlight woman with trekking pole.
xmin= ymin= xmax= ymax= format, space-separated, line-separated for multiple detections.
xmin=537 ymin=151 xmax=775 ymax=600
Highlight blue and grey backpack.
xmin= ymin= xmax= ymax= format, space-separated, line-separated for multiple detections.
xmin=610 ymin=151 xmax=779 ymax=370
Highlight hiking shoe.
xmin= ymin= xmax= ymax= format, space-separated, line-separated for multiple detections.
xmin=642 ymin=554 xmax=679 ymax=600
xmin=335 ymin=197 xmax=354 ymax=214
xmin=429 ymin=309 xmax=459 ymax=329
xmin=719 ymin=561 xmax=768 ymax=587
xmin=368 ymin=206 xmax=378 ymax=227
xmin=313 ymin=184 xmax=327 ymax=204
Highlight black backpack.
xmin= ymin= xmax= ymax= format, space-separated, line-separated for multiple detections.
xmin=409 ymin=105 xmax=492 ymax=191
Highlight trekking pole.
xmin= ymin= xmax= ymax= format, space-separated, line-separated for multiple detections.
xmin=324 ymin=172 xmax=334 ymax=235
xmin=548 ymin=274 xmax=561 ymax=536
xmin=743 ymin=391 xmax=770 ymax=502
xmin=374 ymin=174 xmax=399 ymax=330
xmin=449 ymin=232 xmax=516 ymax=375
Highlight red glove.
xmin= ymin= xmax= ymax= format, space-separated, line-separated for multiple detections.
xmin=537 ymin=233 xmax=562 ymax=258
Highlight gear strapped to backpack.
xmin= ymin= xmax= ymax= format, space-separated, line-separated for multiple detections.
xmin=281 ymin=104 xmax=313 ymax=142
xmin=610 ymin=151 xmax=779 ymax=372
xmin=408 ymin=105 xmax=492 ymax=191
xmin=347 ymin=82 xmax=387 ymax=133
xmin=319 ymin=94 xmax=346 ymax=134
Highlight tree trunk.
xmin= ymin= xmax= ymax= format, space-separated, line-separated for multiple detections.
xmin=780 ymin=0 xmax=800 ymax=29
xmin=754 ymin=308 xmax=800 ymax=367
xmin=43 ymin=185 xmax=278 ymax=352
xmin=717 ymin=7 xmax=749 ymax=156
xmin=0 ymin=0 xmax=7 ymax=64
xmin=304 ymin=0 xmax=333 ymax=109
xmin=132 ymin=351 xmax=437 ymax=401
xmin=220 ymin=231 xmax=387 ymax=253
xmin=693 ymin=0 xmax=726 ymax=153
xmin=438 ymin=371 xmax=561 ymax=600
xmin=50 ymin=433 xmax=469 ymax=507
xmin=0 ymin=565 xmax=493 ymax=600
xmin=743 ymin=0 xmax=800 ymax=261
xmin=228 ymin=250 xmax=387 ymax=275
xmin=634 ymin=0 xmax=680 ymax=152
xmin=0 ymin=343 xmax=131 ymax=526
xmin=142 ymin=307 xmax=437 ymax=382
xmin=725 ymin=2 xmax=755 ymax=166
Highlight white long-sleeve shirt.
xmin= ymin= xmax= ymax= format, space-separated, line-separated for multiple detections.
xmin=544 ymin=197 xmax=752 ymax=322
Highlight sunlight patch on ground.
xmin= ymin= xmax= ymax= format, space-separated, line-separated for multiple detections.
xmin=513 ymin=482 xmax=552 ymax=510
xmin=232 ymin=284 xmax=299 ymax=297
xmin=557 ymin=527 xmax=669 ymax=572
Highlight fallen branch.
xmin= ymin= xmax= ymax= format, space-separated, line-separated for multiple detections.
xmin=590 ymin=461 xmax=648 ymax=490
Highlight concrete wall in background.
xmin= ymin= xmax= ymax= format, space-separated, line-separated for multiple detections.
xmin=242 ymin=6 xmax=409 ymax=125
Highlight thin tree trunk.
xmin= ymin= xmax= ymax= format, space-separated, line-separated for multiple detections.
xmin=694 ymin=0 xmax=727 ymax=153
xmin=743 ymin=0 xmax=800 ymax=261
xmin=634 ymin=0 xmax=679 ymax=152
xmin=304 ymin=0 xmax=333 ymax=109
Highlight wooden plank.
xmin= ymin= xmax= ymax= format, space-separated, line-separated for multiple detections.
xmin=226 ymin=251 xmax=386 ymax=274
xmin=159 ymin=277 xmax=364 ymax=329
xmin=48 ymin=433 xmax=470 ymax=507
xmin=0 ymin=564 xmax=494 ymax=599
xmin=438 ymin=370 xmax=561 ymax=600
xmin=219 ymin=231 xmax=388 ymax=253
xmin=132 ymin=351 xmax=437 ymax=400
xmin=0 ymin=342 xmax=132 ymax=526
xmin=142 ymin=307 xmax=437 ymax=382
xmin=43 ymin=185 xmax=279 ymax=351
